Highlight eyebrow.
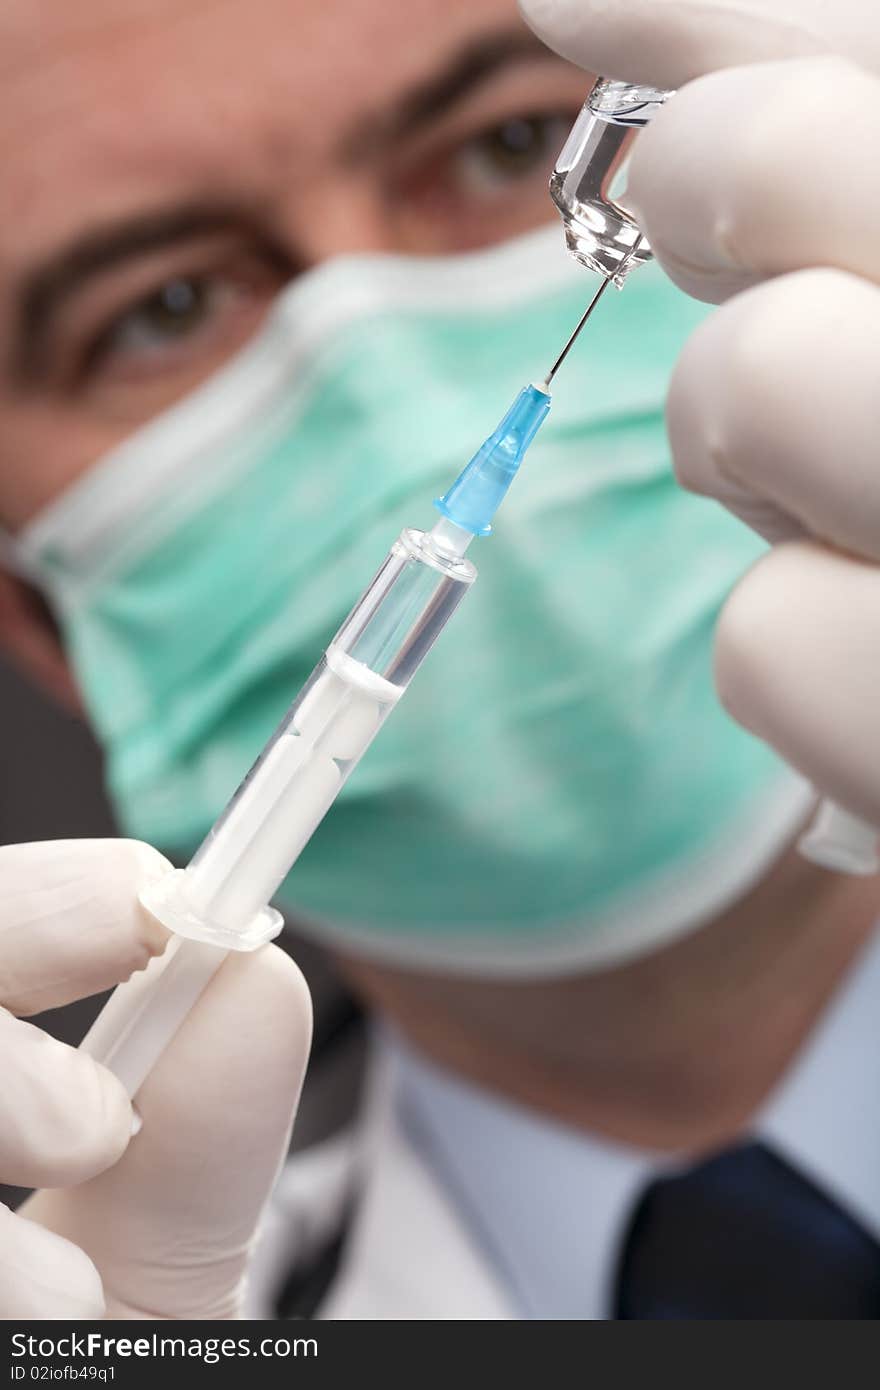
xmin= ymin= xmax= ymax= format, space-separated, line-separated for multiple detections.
xmin=339 ymin=28 xmax=560 ymax=162
xmin=13 ymin=202 xmax=273 ymax=384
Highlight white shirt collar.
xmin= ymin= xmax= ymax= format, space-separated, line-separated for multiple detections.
xmin=389 ymin=927 xmax=880 ymax=1320
xmin=757 ymin=924 xmax=880 ymax=1245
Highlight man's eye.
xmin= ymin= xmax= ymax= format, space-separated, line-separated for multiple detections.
xmin=453 ymin=113 xmax=573 ymax=193
xmin=75 ymin=265 xmax=278 ymax=410
xmin=93 ymin=276 xmax=222 ymax=363
xmin=389 ymin=107 xmax=579 ymax=253
xmin=68 ymin=260 xmax=280 ymax=418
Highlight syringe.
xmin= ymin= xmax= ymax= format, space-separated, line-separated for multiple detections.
xmin=80 ymin=384 xmax=552 ymax=1096
xmin=547 ymin=75 xmax=880 ymax=875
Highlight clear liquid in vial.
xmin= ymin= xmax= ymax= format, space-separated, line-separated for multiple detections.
xmin=550 ymin=80 xmax=671 ymax=285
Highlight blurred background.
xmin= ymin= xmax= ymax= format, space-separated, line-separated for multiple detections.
xmin=0 ymin=653 xmax=364 ymax=1210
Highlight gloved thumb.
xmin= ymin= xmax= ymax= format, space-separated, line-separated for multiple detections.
xmin=518 ymin=0 xmax=880 ymax=90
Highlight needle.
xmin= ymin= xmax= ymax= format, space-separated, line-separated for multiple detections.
xmin=540 ymin=275 xmax=612 ymax=391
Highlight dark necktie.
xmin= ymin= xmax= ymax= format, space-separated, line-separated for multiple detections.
xmin=615 ymin=1141 xmax=880 ymax=1318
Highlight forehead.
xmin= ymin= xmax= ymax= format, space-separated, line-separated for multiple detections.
xmin=3 ymin=0 xmax=521 ymax=142
xmin=3 ymin=0 xmax=521 ymax=87
xmin=1 ymin=0 xmax=520 ymax=266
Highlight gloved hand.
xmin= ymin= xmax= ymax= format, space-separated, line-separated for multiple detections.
xmin=1 ymin=838 xmax=312 ymax=1319
xmin=520 ymin=0 xmax=880 ymax=826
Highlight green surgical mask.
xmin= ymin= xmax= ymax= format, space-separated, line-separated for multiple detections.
xmin=16 ymin=229 xmax=810 ymax=975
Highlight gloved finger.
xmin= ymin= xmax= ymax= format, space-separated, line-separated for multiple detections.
xmin=667 ymin=268 xmax=880 ymax=560
xmin=626 ymin=57 xmax=880 ymax=302
xmin=0 ymin=839 xmax=173 ymax=1190
xmin=0 ymin=1203 xmax=106 ymax=1320
xmin=0 ymin=1008 xmax=131 ymax=1187
xmin=715 ymin=541 xmax=880 ymax=825
xmin=518 ymin=0 xmax=879 ymax=91
xmin=0 ymin=838 xmax=171 ymax=1016
xmin=26 ymin=943 xmax=312 ymax=1320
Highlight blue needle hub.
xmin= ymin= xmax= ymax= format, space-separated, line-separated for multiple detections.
xmin=434 ymin=383 xmax=551 ymax=536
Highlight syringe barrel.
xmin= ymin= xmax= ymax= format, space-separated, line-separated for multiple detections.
xmin=179 ymin=527 xmax=476 ymax=932
xmin=550 ymin=78 xmax=673 ymax=285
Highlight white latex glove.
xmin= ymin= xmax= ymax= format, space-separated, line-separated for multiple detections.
xmin=1 ymin=838 xmax=311 ymax=1320
xmin=520 ymin=0 xmax=880 ymax=827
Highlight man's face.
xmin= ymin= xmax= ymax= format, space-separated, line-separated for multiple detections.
xmin=0 ymin=0 xmax=587 ymax=530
